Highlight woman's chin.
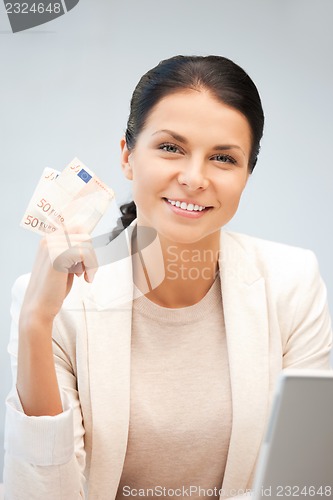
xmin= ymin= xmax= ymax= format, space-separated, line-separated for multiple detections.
xmin=157 ymin=226 xmax=219 ymax=246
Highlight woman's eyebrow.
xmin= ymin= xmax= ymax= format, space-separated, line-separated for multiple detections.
xmin=212 ymin=144 xmax=246 ymax=157
xmin=152 ymin=129 xmax=188 ymax=143
xmin=152 ymin=129 xmax=245 ymax=156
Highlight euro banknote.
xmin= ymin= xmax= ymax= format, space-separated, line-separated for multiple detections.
xmin=20 ymin=158 xmax=114 ymax=236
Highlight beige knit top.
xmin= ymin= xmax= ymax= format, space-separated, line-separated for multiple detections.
xmin=116 ymin=275 xmax=232 ymax=499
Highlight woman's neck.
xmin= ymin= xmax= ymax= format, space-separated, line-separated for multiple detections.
xmin=132 ymin=227 xmax=221 ymax=308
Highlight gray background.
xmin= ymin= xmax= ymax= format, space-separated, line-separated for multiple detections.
xmin=1 ymin=0 xmax=333 ymax=481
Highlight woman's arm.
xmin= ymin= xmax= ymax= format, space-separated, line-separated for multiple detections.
xmin=283 ymin=250 xmax=332 ymax=369
xmin=4 ymin=274 xmax=88 ymax=499
xmin=4 ymin=231 xmax=97 ymax=499
xmin=17 ymin=316 xmax=63 ymax=416
xmin=15 ymin=233 xmax=96 ymax=416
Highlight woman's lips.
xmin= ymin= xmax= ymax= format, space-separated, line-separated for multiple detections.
xmin=163 ymin=198 xmax=212 ymax=218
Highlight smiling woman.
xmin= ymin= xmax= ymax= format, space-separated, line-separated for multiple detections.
xmin=4 ymin=55 xmax=332 ymax=500
xmin=118 ymin=56 xmax=263 ymax=308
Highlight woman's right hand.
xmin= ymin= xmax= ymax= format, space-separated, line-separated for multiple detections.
xmin=20 ymin=228 xmax=98 ymax=329
xmin=16 ymin=227 xmax=98 ymax=416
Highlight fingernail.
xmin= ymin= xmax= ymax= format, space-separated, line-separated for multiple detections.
xmin=85 ymin=271 xmax=95 ymax=283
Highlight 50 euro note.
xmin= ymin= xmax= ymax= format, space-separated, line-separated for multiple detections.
xmin=20 ymin=158 xmax=115 ymax=236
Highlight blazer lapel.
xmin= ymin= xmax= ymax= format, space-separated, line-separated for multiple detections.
xmin=82 ymin=226 xmax=135 ymax=499
xmin=82 ymin=220 xmax=165 ymax=499
xmin=219 ymin=231 xmax=270 ymax=498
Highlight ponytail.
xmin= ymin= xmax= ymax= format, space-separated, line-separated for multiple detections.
xmin=108 ymin=200 xmax=137 ymax=242
xmin=119 ymin=200 xmax=137 ymax=229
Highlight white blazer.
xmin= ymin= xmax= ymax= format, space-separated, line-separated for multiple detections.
xmin=4 ymin=221 xmax=332 ymax=499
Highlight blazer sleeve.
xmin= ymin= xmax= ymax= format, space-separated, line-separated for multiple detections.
xmin=3 ymin=274 xmax=87 ymax=499
xmin=282 ymin=250 xmax=333 ymax=369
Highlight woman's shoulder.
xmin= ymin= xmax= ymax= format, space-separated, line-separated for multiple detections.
xmin=224 ymin=230 xmax=315 ymax=259
xmin=222 ymin=230 xmax=320 ymax=283
xmin=11 ymin=272 xmax=86 ymax=310
xmin=10 ymin=273 xmax=86 ymax=365
xmin=11 ymin=273 xmax=31 ymax=302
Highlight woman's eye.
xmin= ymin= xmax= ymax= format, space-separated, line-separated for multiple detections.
xmin=212 ymin=154 xmax=236 ymax=164
xmin=159 ymin=143 xmax=181 ymax=154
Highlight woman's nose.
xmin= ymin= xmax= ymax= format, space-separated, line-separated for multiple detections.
xmin=177 ymin=159 xmax=209 ymax=191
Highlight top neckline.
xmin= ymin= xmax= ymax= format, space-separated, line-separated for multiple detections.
xmin=132 ymin=273 xmax=222 ymax=324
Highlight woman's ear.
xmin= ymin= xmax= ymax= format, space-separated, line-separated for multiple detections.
xmin=120 ymin=137 xmax=133 ymax=180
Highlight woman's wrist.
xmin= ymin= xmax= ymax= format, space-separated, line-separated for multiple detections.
xmin=19 ymin=307 xmax=55 ymax=340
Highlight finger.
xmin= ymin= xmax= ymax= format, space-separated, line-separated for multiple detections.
xmin=79 ymin=247 xmax=98 ymax=283
xmin=45 ymin=230 xmax=92 ymax=265
xmin=53 ymin=247 xmax=86 ymax=273
xmin=49 ymin=236 xmax=93 ymax=273
xmin=70 ymin=262 xmax=85 ymax=275
xmin=84 ymin=268 xmax=96 ymax=283
xmin=53 ymin=243 xmax=98 ymax=283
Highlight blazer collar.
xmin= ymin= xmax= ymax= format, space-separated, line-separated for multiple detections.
xmin=83 ymin=219 xmax=165 ymax=311
xmin=219 ymin=231 xmax=270 ymax=498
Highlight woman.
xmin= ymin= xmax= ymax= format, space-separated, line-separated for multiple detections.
xmin=4 ymin=55 xmax=332 ymax=499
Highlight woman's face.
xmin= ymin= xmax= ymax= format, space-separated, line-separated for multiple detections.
xmin=121 ymin=89 xmax=252 ymax=244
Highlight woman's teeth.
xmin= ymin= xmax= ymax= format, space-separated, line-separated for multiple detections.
xmin=167 ymin=199 xmax=206 ymax=211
